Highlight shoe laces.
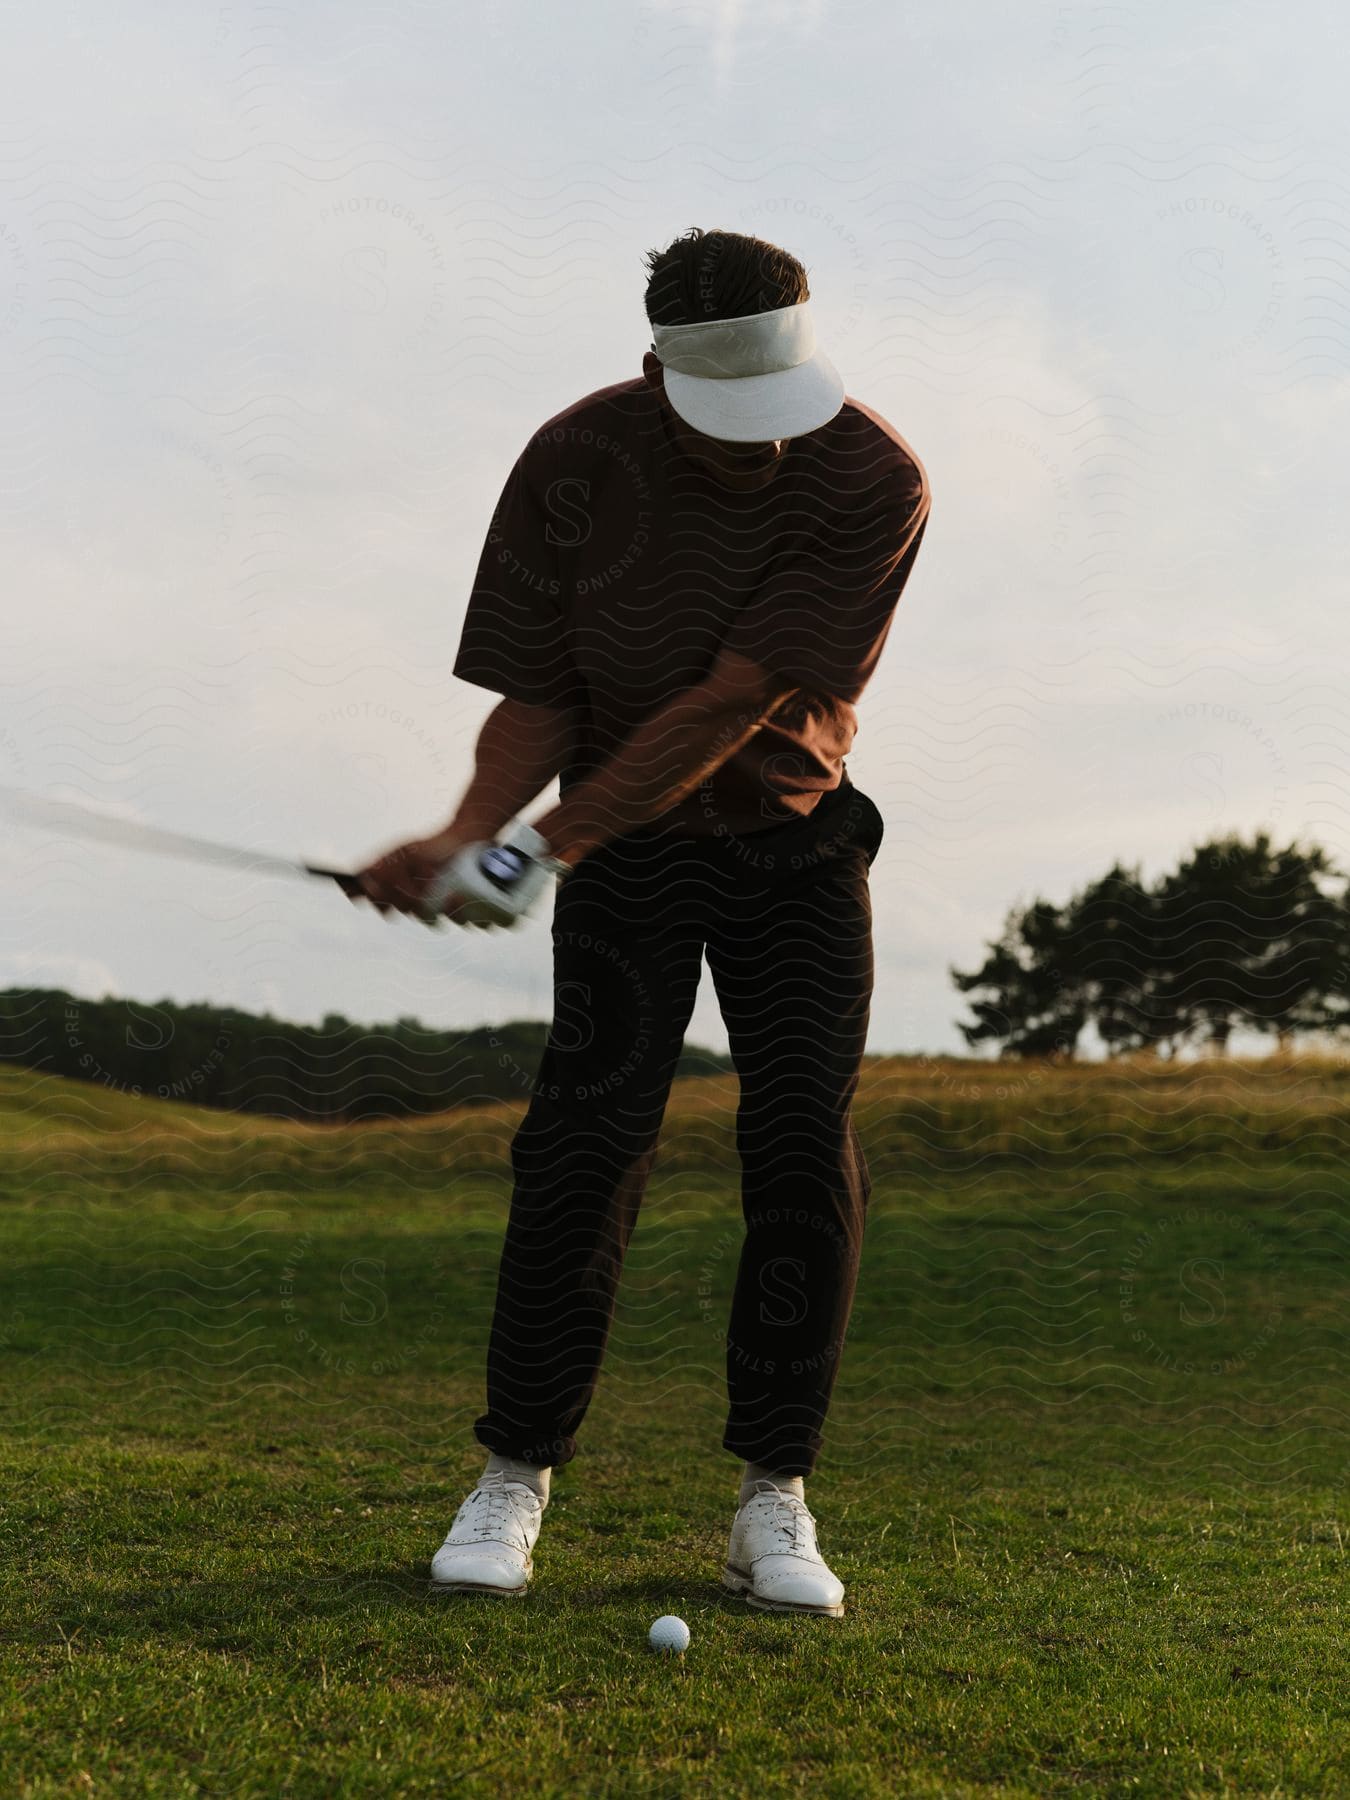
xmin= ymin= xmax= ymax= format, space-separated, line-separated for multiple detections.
xmin=747 ymin=1484 xmax=819 ymax=1557
xmin=460 ymin=1470 xmax=540 ymax=1549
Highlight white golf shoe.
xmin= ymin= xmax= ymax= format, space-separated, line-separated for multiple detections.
xmin=723 ymin=1480 xmax=845 ymax=1618
xmin=428 ymin=1469 xmax=545 ymax=1596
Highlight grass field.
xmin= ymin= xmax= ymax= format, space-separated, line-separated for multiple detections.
xmin=1 ymin=1056 xmax=1346 ymax=1797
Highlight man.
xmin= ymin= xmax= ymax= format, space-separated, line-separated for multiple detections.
xmin=355 ymin=227 xmax=931 ymax=1618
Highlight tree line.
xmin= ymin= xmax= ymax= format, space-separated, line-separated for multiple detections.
xmin=0 ymin=989 xmax=734 ymax=1122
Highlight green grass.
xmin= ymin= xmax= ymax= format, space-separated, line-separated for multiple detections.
xmin=10 ymin=1048 xmax=1350 ymax=1189
xmin=0 ymin=1064 xmax=1346 ymax=1796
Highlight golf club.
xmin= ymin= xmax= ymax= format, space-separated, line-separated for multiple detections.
xmin=0 ymin=784 xmax=365 ymax=897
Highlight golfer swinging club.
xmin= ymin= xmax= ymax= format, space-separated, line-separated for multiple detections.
xmin=355 ymin=227 xmax=931 ymax=1618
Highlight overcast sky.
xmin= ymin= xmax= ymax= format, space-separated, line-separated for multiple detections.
xmin=1 ymin=0 xmax=1345 ymax=1059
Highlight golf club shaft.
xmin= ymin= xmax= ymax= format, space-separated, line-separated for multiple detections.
xmin=0 ymin=785 xmax=361 ymax=894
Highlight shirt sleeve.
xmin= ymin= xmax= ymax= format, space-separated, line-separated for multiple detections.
xmin=452 ymin=445 xmax=581 ymax=712
xmin=720 ymin=467 xmax=931 ymax=706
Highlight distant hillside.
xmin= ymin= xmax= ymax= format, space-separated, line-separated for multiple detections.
xmin=0 ymin=1059 xmax=226 ymax=1133
xmin=0 ymin=988 xmax=734 ymax=1124
xmin=5 ymin=1051 xmax=1350 ymax=1196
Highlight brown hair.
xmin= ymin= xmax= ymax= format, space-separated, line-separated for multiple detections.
xmin=642 ymin=227 xmax=810 ymax=327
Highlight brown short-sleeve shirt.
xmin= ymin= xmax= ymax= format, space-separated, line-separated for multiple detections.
xmin=452 ymin=376 xmax=931 ymax=835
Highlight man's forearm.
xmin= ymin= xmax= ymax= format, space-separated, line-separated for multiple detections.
xmin=530 ymin=684 xmax=777 ymax=868
xmin=438 ymin=696 xmax=575 ymax=844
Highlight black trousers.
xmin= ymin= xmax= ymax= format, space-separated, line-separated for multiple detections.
xmin=473 ymin=780 xmax=885 ymax=1478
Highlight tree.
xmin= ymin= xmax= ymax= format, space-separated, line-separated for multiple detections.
xmin=1061 ymin=863 xmax=1186 ymax=1057
xmin=951 ymin=831 xmax=1350 ymax=1060
xmin=950 ymin=897 xmax=1087 ymax=1058
xmin=1151 ymin=834 xmax=1350 ymax=1053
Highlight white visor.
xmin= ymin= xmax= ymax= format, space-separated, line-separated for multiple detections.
xmin=651 ymin=301 xmax=845 ymax=443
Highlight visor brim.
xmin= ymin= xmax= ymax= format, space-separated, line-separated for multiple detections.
xmin=663 ymin=350 xmax=845 ymax=443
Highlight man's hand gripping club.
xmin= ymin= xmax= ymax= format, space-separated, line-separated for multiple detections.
xmin=418 ymin=822 xmax=567 ymax=930
xmin=355 ymin=819 xmax=567 ymax=932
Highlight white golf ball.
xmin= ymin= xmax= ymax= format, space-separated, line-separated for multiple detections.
xmin=648 ymin=1614 xmax=690 ymax=1654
